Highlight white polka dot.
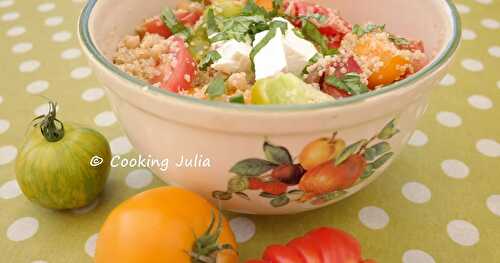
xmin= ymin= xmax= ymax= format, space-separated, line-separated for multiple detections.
xmin=94 ymin=111 xmax=116 ymax=127
xmin=82 ymin=87 xmax=105 ymax=102
xmin=26 ymin=80 xmax=49 ymax=94
xmin=229 ymin=217 xmax=256 ymax=243
xmin=486 ymin=195 xmax=500 ymax=216
xmin=33 ymin=103 xmax=59 ymax=116
xmin=72 ymin=198 xmax=99 ymax=214
xmin=6 ymin=26 xmax=25 ymax=37
xmin=61 ymin=48 xmax=81 ymax=60
xmin=11 ymin=42 xmax=32 ymax=54
xmin=436 ymin=111 xmax=462 ymax=127
xmin=408 ymin=130 xmax=428 ymax=147
xmin=497 ymin=81 xmax=500 ymax=90
xmin=488 ymin=46 xmax=500 ymax=58
xmin=475 ymin=0 xmax=492 ymax=4
xmin=126 ymin=169 xmax=153 ymax=189
xmin=358 ymin=206 xmax=389 ymax=230
xmin=447 ymin=220 xmax=479 ymax=246
xmin=0 ymin=145 xmax=17 ymax=165
xmin=441 ymin=159 xmax=469 ymax=179
xmin=0 ymin=179 xmax=21 ymax=199
xmin=439 ymin=73 xmax=456 ymax=86
xmin=461 ymin=29 xmax=476 ymax=40
xmin=0 ymin=119 xmax=9 ymax=134
xmin=85 ymin=233 xmax=98 ymax=257
xmin=461 ymin=59 xmax=484 ymax=72
xmin=110 ymin=136 xmax=132 ymax=155
xmin=0 ymin=95 xmax=3 ymax=104
xmin=37 ymin=2 xmax=55 ymax=12
xmin=1 ymin=11 xmax=19 ymax=21
xmin=71 ymin=67 xmax=92 ymax=79
xmin=19 ymin=60 xmax=40 ymax=73
xmin=402 ymin=182 xmax=431 ymax=204
xmin=44 ymin=16 xmax=63 ymax=26
xmin=455 ymin=4 xmax=470 ymax=14
xmin=476 ymin=139 xmax=500 ymax=157
xmin=0 ymin=0 xmax=14 ymax=8
xmin=52 ymin=30 xmax=71 ymax=42
xmin=6 ymin=217 xmax=39 ymax=241
xmin=468 ymin=95 xmax=493 ymax=110
xmin=402 ymin=249 xmax=435 ymax=263
xmin=481 ymin=18 xmax=499 ymax=29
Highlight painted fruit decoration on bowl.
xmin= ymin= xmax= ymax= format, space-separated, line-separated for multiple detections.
xmin=212 ymin=119 xmax=399 ymax=208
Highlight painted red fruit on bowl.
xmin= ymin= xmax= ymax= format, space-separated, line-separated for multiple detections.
xmin=213 ymin=119 xmax=399 ymax=209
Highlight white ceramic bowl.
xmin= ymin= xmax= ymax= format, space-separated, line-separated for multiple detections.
xmin=78 ymin=0 xmax=460 ymax=214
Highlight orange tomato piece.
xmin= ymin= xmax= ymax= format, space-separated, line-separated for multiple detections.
xmin=368 ymin=55 xmax=410 ymax=88
xmin=256 ymin=0 xmax=273 ymax=11
xmin=95 ymin=187 xmax=238 ymax=263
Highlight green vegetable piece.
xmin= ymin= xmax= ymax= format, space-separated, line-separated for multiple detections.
xmin=199 ymin=50 xmax=221 ymax=71
xmin=372 ymin=152 xmax=394 ymax=169
xmin=352 ymin=23 xmax=385 ymax=37
xmin=270 ymin=195 xmax=290 ymax=207
xmin=377 ymin=119 xmax=400 ymax=140
xmin=389 ymin=34 xmax=410 ymax=46
xmin=334 ymin=139 xmax=367 ymax=166
xmin=325 ymin=73 xmax=369 ymax=96
xmin=161 ymin=8 xmax=191 ymax=38
xmin=242 ymin=0 xmax=269 ymax=17
xmin=206 ymin=75 xmax=225 ymax=99
xmin=205 ymin=8 xmax=220 ymax=36
xmin=263 ymin=141 xmax=293 ymax=165
xmin=301 ymin=20 xmax=328 ymax=54
xmin=229 ymin=158 xmax=277 ymax=176
xmin=229 ymin=94 xmax=245 ymax=104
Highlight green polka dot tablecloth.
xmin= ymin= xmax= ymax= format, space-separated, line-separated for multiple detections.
xmin=1 ymin=0 xmax=499 ymax=262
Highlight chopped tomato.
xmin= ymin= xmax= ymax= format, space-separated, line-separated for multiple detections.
xmin=142 ymin=10 xmax=202 ymax=38
xmin=150 ymin=36 xmax=196 ymax=92
xmin=320 ymin=56 xmax=363 ymax=98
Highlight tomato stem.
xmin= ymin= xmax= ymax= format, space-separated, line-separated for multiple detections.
xmin=36 ymin=101 xmax=65 ymax=142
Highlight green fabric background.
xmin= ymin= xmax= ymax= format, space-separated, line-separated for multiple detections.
xmin=1 ymin=0 xmax=499 ymax=262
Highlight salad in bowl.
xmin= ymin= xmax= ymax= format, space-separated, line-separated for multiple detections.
xmin=112 ymin=0 xmax=428 ymax=104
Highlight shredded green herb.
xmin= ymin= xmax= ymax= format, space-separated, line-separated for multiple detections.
xmin=198 ymin=50 xmax=221 ymax=70
xmin=325 ymin=73 xmax=369 ymax=95
xmin=209 ymin=15 xmax=267 ymax=43
xmin=229 ymin=94 xmax=245 ymax=104
xmin=302 ymin=53 xmax=322 ymax=75
xmin=206 ymin=75 xmax=226 ymax=99
xmin=160 ymin=8 xmax=191 ymax=38
xmin=352 ymin=23 xmax=385 ymax=37
xmin=242 ymin=0 xmax=269 ymax=17
xmin=301 ymin=20 xmax=336 ymax=55
xmin=205 ymin=8 xmax=219 ymax=36
xmin=389 ymin=34 xmax=410 ymax=46
xmin=270 ymin=0 xmax=284 ymax=17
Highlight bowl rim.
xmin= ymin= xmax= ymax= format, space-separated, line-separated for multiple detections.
xmin=78 ymin=0 xmax=461 ymax=112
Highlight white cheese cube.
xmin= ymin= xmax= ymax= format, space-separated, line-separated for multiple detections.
xmin=253 ymin=30 xmax=288 ymax=80
xmin=282 ymin=30 xmax=318 ymax=75
xmin=211 ymin=39 xmax=252 ymax=74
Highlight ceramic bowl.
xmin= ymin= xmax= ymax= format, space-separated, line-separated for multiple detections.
xmin=78 ymin=0 xmax=460 ymax=214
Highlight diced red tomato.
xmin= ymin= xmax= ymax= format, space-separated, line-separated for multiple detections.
xmin=142 ymin=10 xmax=202 ymax=38
xmin=150 ymin=36 xmax=196 ymax=92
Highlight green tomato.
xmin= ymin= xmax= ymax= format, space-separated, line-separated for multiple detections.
xmin=15 ymin=102 xmax=111 ymax=210
xmin=212 ymin=0 xmax=244 ymax=18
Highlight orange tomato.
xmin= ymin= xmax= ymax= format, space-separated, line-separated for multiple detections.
xmin=95 ymin=187 xmax=238 ymax=263
xmin=256 ymin=0 xmax=273 ymax=11
xmin=354 ymin=33 xmax=411 ymax=88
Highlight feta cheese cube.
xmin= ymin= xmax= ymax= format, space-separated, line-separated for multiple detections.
xmin=253 ymin=29 xmax=288 ymax=80
xmin=211 ymin=39 xmax=252 ymax=74
xmin=283 ymin=30 xmax=318 ymax=75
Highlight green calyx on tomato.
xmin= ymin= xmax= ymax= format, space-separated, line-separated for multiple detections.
xmin=34 ymin=101 xmax=64 ymax=142
xmin=190 ymin=210 xmax=236 ymax=263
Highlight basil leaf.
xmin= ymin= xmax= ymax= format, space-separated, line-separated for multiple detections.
xmin=389 ymin=34 xmax=410 ymax=46
xmin=242 ymin=0 xmax=268 ymax=17
xmin=325 ymin=73 xmax=368 ymax=96
xmin=205 ymin=8 xmax=219 ymax=36
xmin=301 ymin=20 xmax=333 ymax=55
xmin=206 ymin=75 xmax=225 ymax=99
xmin=263 ymin=141 xmax=293 ymax=165
xmin=352 ymin=23 xmax=385 ymax=37
xmin=211 ymin=15 xmax=267 ymax=43
xmin=302 ymin=53 xmax=322 ymax=74
xmin=230 ymin=158 xmax=278 ymax=176
xmin=160 ymin=8 xmax=191 ymax=38
xmin=229 ymin=94 xmax=245 ymax=104
xmin=198 ymin=50 xmax=221 ymax=70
